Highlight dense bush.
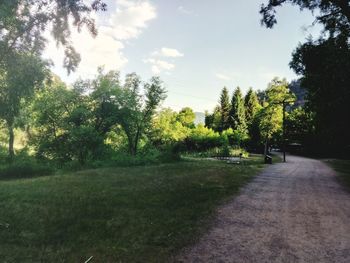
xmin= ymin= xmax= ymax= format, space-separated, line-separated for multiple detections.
xmin=0 ymin=161 xmax=54 ymax=179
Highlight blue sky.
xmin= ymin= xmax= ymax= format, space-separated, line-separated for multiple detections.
xmin=45 ymin=0 xmax=322 ymax=112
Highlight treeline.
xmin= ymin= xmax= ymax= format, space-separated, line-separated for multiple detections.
xmin=0 ymin=65 xmax=311 ymax=171
xmin=203 ymin=78 xmax=312 ymax=155
xmin=261 ymin=0 xmax=350 ymax=157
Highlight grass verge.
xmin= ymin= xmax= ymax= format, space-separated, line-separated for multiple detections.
xmin=0 ymin=156 xmax=265 ymax=262
xmin=326 ymin=159 xmax=350 ymax=189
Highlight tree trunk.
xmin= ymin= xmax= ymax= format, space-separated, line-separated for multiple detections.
xmin=133 ymin=129 xmax=140 ymax=156
xmin=264 ymin=138 xmax=268 ymax=156
xmin=8 ymin=122 xmax=15 ymax=163
xmin=127 ymin=135 xmax=136 ymax=156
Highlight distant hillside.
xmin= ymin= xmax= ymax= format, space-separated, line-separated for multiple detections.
xmin=194 ymin=112 xmax=205 ymax=125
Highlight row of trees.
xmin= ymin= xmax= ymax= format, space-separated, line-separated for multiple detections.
xmin=260 ymin=0 xmax=350 ymax=156
xmin=204 ymin=87 xmax=259 ymax=135
xmin=204 ymin=78 xmax=307 ymax=154
xmin=1 ymin=64 xmax=310 ymax=166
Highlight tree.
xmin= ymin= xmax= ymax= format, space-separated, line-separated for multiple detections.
xmin=177 ymin=107 xmax=195 ymax=128
xmin=244 ymin=88 xmax=261 ymax=126
xmin=290 ymin=37 xmax=350 ymax=155
xmin=244 ymin=88 xmax=262 ymax=150
xmin=0 ymin=0 xmax=106 ymax=162
xmin=151 ymin=108 xmax=190 ymax=146
xmin=0 ymin=0 xmax=107 ymax=73
xmin=115 ymin=74 xmax=166 ymax=155
xmin=0 ymin=52 xmax=48 ymax=161
xmin=219 ymin=87 xmax=231 ymax=132
xmin=229 ymin=87 xmax=247 ymax=134
xmin=257 ymin=78 xmax=295 ymax=154
xmin=260 ymin=0 xmax=350 ymax=38
xmin=286 ymin=107 xmax=315 ymax=147
xmin=204 ymin=106 xmax=221 ymax=131
xmin=32 ymin=76 xmax=103 ymax=164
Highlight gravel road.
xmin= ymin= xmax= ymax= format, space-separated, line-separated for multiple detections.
xmin=177 ymin=155 xmax=350 ymax=263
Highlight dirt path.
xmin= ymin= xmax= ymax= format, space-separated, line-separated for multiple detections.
xmin=177 ymin=155 xmax=350 ymax=263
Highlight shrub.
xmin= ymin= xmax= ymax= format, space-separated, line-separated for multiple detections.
xmin=0 ymin=161 xmax=54 ymax=179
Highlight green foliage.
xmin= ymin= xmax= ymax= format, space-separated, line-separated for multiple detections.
xmin=0 ymin=161 xmax=54 ymax=179
xmin=0 ymin=51 xmax=48 ymax=160
xmin=113 ymin=73 xmax=167 ymax=155
xmin=244 ymin=88 xmax=261 ymax=125
xmin=0 ymin=0 xmax=106 ymax=72
xmin=151 ymin=108 xmax=190 ymax=146
xmin=260 ymin=0 xmax=350 ymax=39
xmin=260 ymin=0 xmax=350 ymax=156
xmin=286 ymin=107 xmax=315 ymax=145
xmin=177 ymin=107 xmax=196 ymax=128
xmin=184 ymin=124 xmax=223 ymax=151
xmin=229 ymin=87 xmax=247 ymax=134
xmin=258 ymin=78 xmax=295 ymax=141
xmin=32 ymin=77 xmax=102 ymax=165
xmin=219 ymin=87 xmax=231 ymax=131
xmin=290 ymin=37 xmax=350 ymax=155
xmin=31 ymin=69 xmax=166 ymax=164
xmin=204 ymin=106 xmax=221 ymax=131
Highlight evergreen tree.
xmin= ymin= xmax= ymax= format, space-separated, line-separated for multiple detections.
xmin=204 ymin=107 xmax=221 ymax=131
xmin=229 ymin=87 xmax=247 ymax=133
xmin=219 ymin=87 xmax=231 ymax=132
xmin=244 ymin=88 xmax=261 ymax=126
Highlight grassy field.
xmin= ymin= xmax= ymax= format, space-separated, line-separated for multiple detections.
xmin=0 ymin=157 xmax=266 ymax=262
xmin=326 ymin=159 xmax=350 ymax=189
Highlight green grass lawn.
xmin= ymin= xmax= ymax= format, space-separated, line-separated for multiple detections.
xmin=326 ymin=159 xmax=350 ymax=189
xmin=0 ymin=157 xmax=265 ymax=262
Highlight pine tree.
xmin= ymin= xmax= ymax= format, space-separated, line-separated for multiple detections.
xmin=229 ymin=87 xmax=247 ymax=133
xmin=244 ymin=88 xmax=261 ymax=126
xmin=219 ymin=87 xmax=231 ymax=132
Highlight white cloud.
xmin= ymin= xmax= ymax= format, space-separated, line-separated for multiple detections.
xmin=162 ymin=48 xmax=183 ymax=57
xmin=153 ymin=47 xmax=184 ymax=58
xmin=177 ymin=6 xmax=193 ymax=15
xmin=145 ymin=47 xmax=184 ymax=74
xmin=144 ymin=58 xmax=175 ymax=74
xmin=43 ymin=0 xmax=157 ymax=81
xmin=102 ymin=0 xmax=157 ymax=40
xmin=215 ymin=73 xmax=231 ymax=81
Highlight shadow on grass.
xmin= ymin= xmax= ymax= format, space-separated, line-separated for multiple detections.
xmin=325 ymin=159 xmax=350 ymax=190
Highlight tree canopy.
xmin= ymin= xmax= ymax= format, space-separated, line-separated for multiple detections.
xmin=260 ymin=0 xmax=350 ymax=38
xmin=0 ymin=0 xmax=107 ymax=73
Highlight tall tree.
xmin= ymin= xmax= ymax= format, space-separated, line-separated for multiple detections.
xmin=258 ymin=78 xmax=295 ymax=154
xmin=204 ymin=106 xmax=221 ymax=131
xmin=0 ymin=0 xmax=106 ymax=162
xmin=115 ymin=74 xmax=167 ymax=155
xmin=0 ymin=52 xmax=48 ymax=161
xmin=229 ymin=87 xmax=247 ymax=133
xmin=219 ymin=87 xmax=231 ymax=132
xmin=260 ymin=0 xmax=350 ymax=156
xmin=244 ymin=88 xmax=261 ymax=126
xmin=290 ymin=37 xmax=350 ymax=155
xmin=0 ymin=0 xmax=107 ymax=73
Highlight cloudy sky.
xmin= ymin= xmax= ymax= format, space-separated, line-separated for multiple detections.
xmin=44 ymin=0 xmax=321 ymax=112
